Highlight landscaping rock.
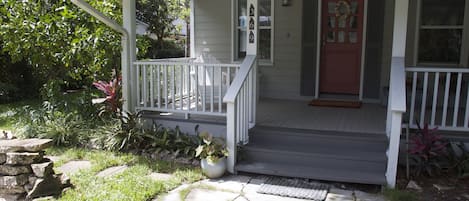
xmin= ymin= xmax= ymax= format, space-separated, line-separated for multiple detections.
xmin=58 ymin=161 xmax=92 ymax=175
xmin=0 ymin=165 xmax=31 ymax=175
xmin=0 ymin=153 xmax=5 ymax=164
xmin=433 ymin=184 xmax=455 ymax=191
xmin=326 ymin=188 xmax=355 ymax=201
xmin=406 ymin=180 xmax=422 ymax=191
xmin=6 ymin=152 xmax=41 ymax=165
xmin=0 ymin=174 xmax=29 ymax=187
xmin=27 ymin=176 xmax=63 ymax=199
xmin=97 ymin=165 xmax=128 ymax=177
xmin=31 ymin=162 xmax=54 ymax=178
xmin=185 ymin=189 xmax=239 ymax=201
xmin=0 ymin=193 xmax=25 ymax=201
xmin=148 ymin=172 xmax=173 ymax=181
xmin=0 ymin=186 xmax=26 ymax=194
xmin=32 ymin=196 xmax=55 ymax=201
xmin=58 ymin=173 xmax=72 ymax=188
xmin=0 ymin=139 xmax=52 ymax=153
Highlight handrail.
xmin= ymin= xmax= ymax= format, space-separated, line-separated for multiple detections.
xmin=134 ymin=61 xmax=240 ymax=67
xmin=406 ymin=67 xmax=469 ymax=73
xmin=223 ymin=55 xmax=257 ymax=103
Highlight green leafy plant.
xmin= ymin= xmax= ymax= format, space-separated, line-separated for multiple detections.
xmin=195 ymin=132 xmax=228 ymax=164
xmin=147 ymin=124 xmax=199 ymax=158
xmin=408 ymin=124 xmax=449 ymax=177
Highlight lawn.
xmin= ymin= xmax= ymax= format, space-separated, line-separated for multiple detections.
xmin=45 ymin=147 xmax=204 ymax=201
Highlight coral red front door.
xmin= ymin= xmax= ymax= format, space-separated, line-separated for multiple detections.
xmin=320 ymin=0 xmax=364 ymax=95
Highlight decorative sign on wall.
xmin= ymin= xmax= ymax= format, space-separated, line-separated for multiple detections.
xmin=249 ymin=3 xmax=255 ymax=44
xmin=249 ymin=18 xmax=255 ymax=30
xmin=249 ymin=4 xmax=255 ymax=16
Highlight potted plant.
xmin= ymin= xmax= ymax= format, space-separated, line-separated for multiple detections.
xmin=195 ymin=132 xmax=229 ymax=178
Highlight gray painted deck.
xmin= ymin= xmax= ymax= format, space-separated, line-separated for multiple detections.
xmin=257 ymin=99 xmax=387 ymax=134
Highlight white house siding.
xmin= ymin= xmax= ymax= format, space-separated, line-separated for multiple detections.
xmin=194 ymin=0 xmax=232 ymax=62
xmin=259 ymin=1 xmax=304 ymax=100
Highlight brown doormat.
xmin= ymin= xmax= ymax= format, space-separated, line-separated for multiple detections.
xmin=309 ymin=99 xmax=362 ymax=108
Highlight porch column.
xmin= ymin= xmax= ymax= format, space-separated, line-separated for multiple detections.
xmin=386 ymin=0 xmax=409 ymax=188
xmin=122 ymin=0 xmax=137 ymax=112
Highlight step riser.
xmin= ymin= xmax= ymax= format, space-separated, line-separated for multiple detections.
xmin=242 ymin=150 xmax=387 ymax=173
xmin=249 ymin=134 xmax=388 ymax=152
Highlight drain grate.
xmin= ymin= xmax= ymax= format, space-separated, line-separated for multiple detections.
xmin=257 ymin=177 xmax=330 ymax=201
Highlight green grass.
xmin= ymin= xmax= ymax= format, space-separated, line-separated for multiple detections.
xmin=0 ymin=99 xmax=40 ymax=130
xmin=45 ymin=147 xmax=204 ymax=201
xmin=383 ymin=188 xmax=418 ymax=201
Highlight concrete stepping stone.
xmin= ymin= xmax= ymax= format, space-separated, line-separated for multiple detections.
xmin=57 ymin=161 xmax=92 ymax=175
xmin=148 ymin=172 xmax=173 ymax=181
xmin=97 ymin=165 xmax=128 ymax=177
xmin=184 ymin=189 xmax=239 ymax=201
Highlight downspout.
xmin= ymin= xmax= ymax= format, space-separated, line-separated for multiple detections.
xmin=70 ymin=0 xmax=133 ymax=112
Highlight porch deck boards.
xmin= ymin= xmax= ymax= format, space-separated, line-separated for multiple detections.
xmin=257 ymin=99 xmax=387 ymax=134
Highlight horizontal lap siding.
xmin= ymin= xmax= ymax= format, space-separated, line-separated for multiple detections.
xmin=194 ymin=0 xmax=232 ymax=63
xmin=260 ymin=1 xmax=304 ymax=100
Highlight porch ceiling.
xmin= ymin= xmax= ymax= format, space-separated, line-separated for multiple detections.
xmin=257 ymin=98 xmax=387 ymax=134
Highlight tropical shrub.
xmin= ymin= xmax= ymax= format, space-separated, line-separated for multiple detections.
xmin=408 ymin=124 xmax=449 ymax=177
xmin=93 ymin=77 xmax=122 ymax=115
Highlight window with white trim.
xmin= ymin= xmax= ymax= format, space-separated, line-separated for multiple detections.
xmin=236 ymin=0 xmax=274 ymax=63
xmin=414 ymin=0 xmax=469 ymax=66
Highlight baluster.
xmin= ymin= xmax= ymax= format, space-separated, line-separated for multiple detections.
xmin=442 ymin=73 xmax=451 ymax=127
xmin=157 ymin=65 xmax=161 ymax=108
xmin=143 ymin=65 xmax=148 ymax=107
xmin=136 ymin=64 xmax=141 ymax=107
xmin=195 ymin=65 xmax=199 ymax=111
xmin=465 ymin=80 xmax=469 ymax=128
xmin=203 ymin=65 xmax=206 ymax=112
xmin=431 ymin=72 xmax=439 ymax=126
xmin=187 ymin=65 xmax=191 ymax=111
xmin=409 ymin=72 xmax=418 ymax=126
xmin=172 ymin=65 xmax=176 ymax=110
xmin=420 ymin=72 xmax=428 ymax=126
xmin=453 ymin=73 xmax=463 ymax=127
xmin=180 ymin=65 xmax=184 ymax=110
xmin=164 ymin=65 xmax=168 ymax=109
xmin=150 ymin=65 xmax=154 ymax=108
xmin=219 ymin=67 xmax=223 ymax=113
xmin=211 ymin=66 xmax=215 ymax=113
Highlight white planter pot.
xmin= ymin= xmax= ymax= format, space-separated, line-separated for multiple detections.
xmin=200 ymin=157 xmax=226 ymax=179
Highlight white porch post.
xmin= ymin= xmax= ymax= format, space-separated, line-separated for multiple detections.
xmin=122 ymin=0 xmax=137 ymax=112
xmin=386 ymin=0 xmax=409 ymax=188
xmin=226 ymin=0 xmax=259 ymax=174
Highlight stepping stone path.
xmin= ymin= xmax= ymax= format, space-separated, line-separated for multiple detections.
xmin=97 ymin=165 xmax=128 ymax=177
xmin=158 ymin=175 xmax=387 ymax=201
xmin=0 ymin=139 xmax=72 ymax=201
xmin=148 ymin=172 xmax=173 ymax=181
xmin=58 ymin=161 xmax=92 ymax=175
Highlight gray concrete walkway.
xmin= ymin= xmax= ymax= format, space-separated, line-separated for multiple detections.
xmin=158 ymin=174 xmax=386 ymax=201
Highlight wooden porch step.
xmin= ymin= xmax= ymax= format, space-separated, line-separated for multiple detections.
xmin=236 ymin=126 xmax=388 ymax=185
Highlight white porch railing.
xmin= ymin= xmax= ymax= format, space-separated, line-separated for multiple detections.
xmin=134 ymin=59 xmax=240 ymax=116
xmin=386 ymin=58 xmax=407 ymax=188
xmin=406 ymin=67 xmax=469 ymax=132
xmin=223 ymin=55 xmax=257 ymax=173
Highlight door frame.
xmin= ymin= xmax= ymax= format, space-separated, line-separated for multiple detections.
xmin=314 ymin=0 xmax=368 ymax=101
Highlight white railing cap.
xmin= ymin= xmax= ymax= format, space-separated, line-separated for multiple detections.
xmin=223 ymin=55 xmax=257 ymax=103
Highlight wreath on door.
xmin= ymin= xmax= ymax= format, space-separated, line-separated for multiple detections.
xmin=335 ymin=0 xmax=351 ymax=20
